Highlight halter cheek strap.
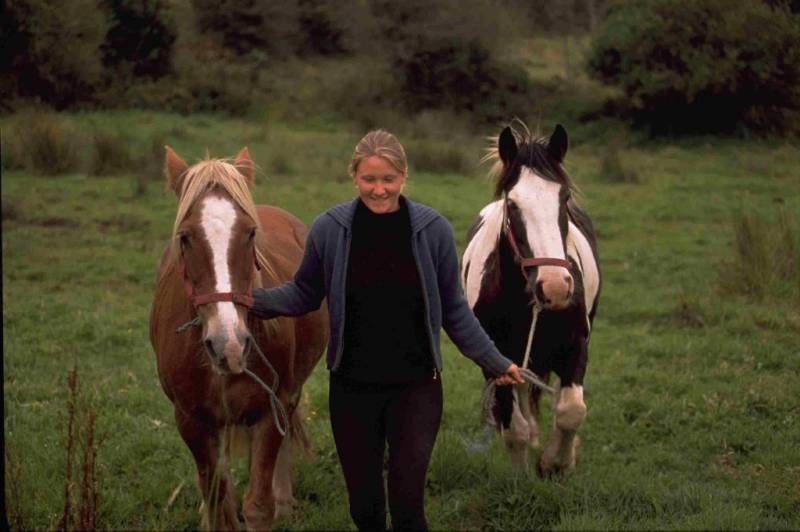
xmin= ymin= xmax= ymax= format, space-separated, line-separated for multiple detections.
xmin=178 ymin=256 xmax=259 ymax=309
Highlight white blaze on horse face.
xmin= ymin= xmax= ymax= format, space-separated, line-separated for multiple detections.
xmin=508 ymin=168 xmax=566 ymax=263
xmin=510 ymin=168 xmax=572 ymax=307
xmin=200 ymin=196 xmax=240 ymax=335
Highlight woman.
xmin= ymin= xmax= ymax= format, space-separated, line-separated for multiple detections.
xmin=251 ymin=129 xmax=523 ymax=531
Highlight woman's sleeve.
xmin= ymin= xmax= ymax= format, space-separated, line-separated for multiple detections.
xmin=251 ymin=230 xmax=325 ymax=319
xmin=435 ymin=219 xmax=512 ymax=377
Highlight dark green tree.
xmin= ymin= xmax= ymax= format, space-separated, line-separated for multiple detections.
xmin=2 ymin=0 xmax=106 ymax=108
xmin=587 ymin=0 xmax=800 ymax=134
xmin=100 ymin=0 xmax=177 ymax=80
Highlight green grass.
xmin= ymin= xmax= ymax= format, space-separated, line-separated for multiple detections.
xmin=3 ymin=111 xmax=799 ymax=530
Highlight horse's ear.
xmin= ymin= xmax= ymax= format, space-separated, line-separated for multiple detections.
xmin=164 ymin=146 xmax=189 ymax=195
xmin=498 ymin=126 xmax=518 ymax=166
xmin=548 ymin=124 xmax=568 ymax=163
xmin=234 ymin=147 xmax=255 ymax=185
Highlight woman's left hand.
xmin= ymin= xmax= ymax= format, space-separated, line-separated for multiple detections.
xmin=495 ymin=363 xmax=525 ymax=386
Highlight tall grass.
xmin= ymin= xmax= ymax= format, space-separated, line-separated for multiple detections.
xmin=57 ymin=368 xmax=101 ymax=531
xmin=719 ymin=205 xmax=800 ymax=303
xmin=3 ymin=110 xmax=83 ymax=175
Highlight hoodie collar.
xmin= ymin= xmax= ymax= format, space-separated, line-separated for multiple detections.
xmin=328 ymin=196 xmax=437 ymax=233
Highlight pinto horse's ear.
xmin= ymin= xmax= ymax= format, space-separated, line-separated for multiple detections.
xmin=498 ymin=126 xmax=518 ymax=166
xmin=548 ymin=124 xmax=568 ymax=163
xmin=164 ymin=145 xmax=189 ymax=196
xmin=234 ymin=147 xmax=255 ymax=185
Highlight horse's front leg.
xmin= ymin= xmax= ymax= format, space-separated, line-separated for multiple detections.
xmin=502 ymin=383 xmax=534 ymax=467
xmin=538 ymin=382 xmax=586 ymax=476
xmin=175 ymin=410 xmax=241 ymax=530
xmin=243 ymin=415 xmax=285 ymax=530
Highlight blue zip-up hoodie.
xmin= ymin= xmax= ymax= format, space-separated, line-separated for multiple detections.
xmin=251 ymin=197 xmax=513 ymax=377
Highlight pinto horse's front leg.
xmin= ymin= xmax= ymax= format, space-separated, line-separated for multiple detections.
xmin=537 ymin=384 xmax=586 ymax=476
xmin=175 ymin=410 xmax=241 ymax=531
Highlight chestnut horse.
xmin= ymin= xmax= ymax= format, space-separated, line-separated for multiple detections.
xmin=149 ymin=147 xmax=328 ymax=530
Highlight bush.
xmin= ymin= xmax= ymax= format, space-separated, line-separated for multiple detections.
xmin=2 ymin=0 xmax=106 ymax=108
xmin=586 ymin=0 xmax=800 ymax=135
xmin=718 ymin=206 xmax=800 ymax=303
xmin=370 ymin=0 xmax=532 ymax=122
xmin=90 ymin=131 xmax=132 ymax=176
xmin=191 ymin=0 xmax=298 ymax=58
xmin=4 ymin=110 xmax=83 ymax=175
xmin=100 ymin=0 xmax=177 ymax=81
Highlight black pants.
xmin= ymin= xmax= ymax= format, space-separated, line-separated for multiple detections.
xmin=329 ymin=373 xmax=443 ymax=531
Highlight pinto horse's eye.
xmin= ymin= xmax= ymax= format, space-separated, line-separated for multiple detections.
xmin=179 ymin=233 xmax=190 ymax=249
xmin=247 ymin=227 xmax=257 ymax=240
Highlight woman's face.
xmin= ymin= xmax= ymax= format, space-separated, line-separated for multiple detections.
xmin=352 ymin=155 xmax=406 ymax=214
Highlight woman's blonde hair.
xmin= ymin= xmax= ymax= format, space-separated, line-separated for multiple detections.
xmin=348 ymin=129 xmax=408 ymax=177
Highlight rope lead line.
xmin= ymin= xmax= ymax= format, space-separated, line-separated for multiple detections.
xmin=481 ymin=303 xmax=555 ymax=425
xmin=174 ymin=318 xmax=289 ymax=437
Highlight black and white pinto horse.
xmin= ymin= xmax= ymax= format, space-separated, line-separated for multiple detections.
xmin=462 ymin=123 xmax=601 ymax=475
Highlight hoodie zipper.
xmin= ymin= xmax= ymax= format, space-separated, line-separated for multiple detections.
xmin=411 ymin=233 xmax=440 ymax=373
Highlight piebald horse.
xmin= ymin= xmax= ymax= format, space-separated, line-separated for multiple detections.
xmin=150 ymin=147 xmax=328 ymax=529
xmin=462 ymin=123 xmax=600 ymax=475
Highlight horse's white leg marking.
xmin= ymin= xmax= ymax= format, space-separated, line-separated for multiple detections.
xmin=567 ymin=221 xmax=600 ymax=325
xmin=462 ymin=201 xmax=503 ymax=307
xmin=272 ymin=435 xmax=295 ymax=519
xmin=539 ymin=384 xmax=585 ymax=475
xmin=502 ymin=384 xmax=531 ymax=467
xmin=201 ymin=196 xmax=245 ymax=371
xmin=510 ymin=170 xmax=572 ymax=307
xmin=517 ymin=382 xmax=541 ymax=449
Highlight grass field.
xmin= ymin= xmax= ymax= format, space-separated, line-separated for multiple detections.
xmin=3 ymin=111 xmax=799 ymax=530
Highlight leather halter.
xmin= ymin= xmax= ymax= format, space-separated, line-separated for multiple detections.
xmin=502 ymin=197 xmax=571 ymax=276
xmin=178 ymin=254 xmax=260 ymax=308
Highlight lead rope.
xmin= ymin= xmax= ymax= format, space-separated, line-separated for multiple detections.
xmin=174 ymin=318 xmax=289 ymax=436
xmin=479 ymin=304 xmax=555 ymax=432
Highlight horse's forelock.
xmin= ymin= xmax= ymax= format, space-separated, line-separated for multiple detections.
xmin=167 ymin=159 xmax=276 ymax=279
xmin=485 ymin=120 xmax=574 ymax=198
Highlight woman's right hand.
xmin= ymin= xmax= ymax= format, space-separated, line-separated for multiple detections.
xmin=494 ymin=363 xmax=524 ymax=386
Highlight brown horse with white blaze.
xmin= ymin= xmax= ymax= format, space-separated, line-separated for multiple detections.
xmin=149 ymin=146 xmax=328 ymax=530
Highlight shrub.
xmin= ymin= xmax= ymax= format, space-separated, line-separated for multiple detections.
xmin=5 ymin=110 xmax=83 ymax=175
xmin=586 ymin=0 xmax=800 ymax=135
xmin=2 ymin=0 xmax=106 ymax=108
xmin=369 ymin=0 xmax=532 ymax=122
xmin=718 ymin=205 xmax=800 ymax=303
xmin=599 ymin=136 xmax=639 ymax=183
xmin=191 ymin=0 xmax=298 ymax=58
xmin=90 ymin=130 xmax=132 ymax=176
xmin=100 ymin=0 xmax=177 ymax=80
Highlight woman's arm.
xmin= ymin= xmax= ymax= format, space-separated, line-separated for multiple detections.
xmin=434 ymin=218 xmax=519 ymax=380
xmin=251 ymin=231 xmax=325 ymax=319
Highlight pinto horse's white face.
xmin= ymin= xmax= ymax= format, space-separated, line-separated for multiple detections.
xmin=501 ymin=126 xmax=574 ymax=310
xmin=167 ymin=147 xmax=260 ymax=375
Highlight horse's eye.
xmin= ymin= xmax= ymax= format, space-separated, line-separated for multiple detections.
xmin=248 ymin=227 xmax=257 ymax=240
xmin=179 ymin=233 xmax=190 ymax=248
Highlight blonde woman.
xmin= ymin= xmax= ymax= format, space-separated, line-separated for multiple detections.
xmin=251 ymin=129 xmax=522 ymax=531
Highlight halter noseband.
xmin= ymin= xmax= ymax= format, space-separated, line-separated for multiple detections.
xmin=177 ymin=255 xmax=260 ymax=309
xmin=502 ymin=197 xmax=571 ymax=277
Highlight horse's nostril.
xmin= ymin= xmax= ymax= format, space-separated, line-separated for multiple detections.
xmin=535 ymin=280 xmax=546 ymax=302
xmin=204 ymin=339 xmax=215 ymax=357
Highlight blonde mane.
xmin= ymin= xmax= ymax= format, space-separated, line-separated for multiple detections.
xmin=169 ymin=158 xmax=277 ymax=281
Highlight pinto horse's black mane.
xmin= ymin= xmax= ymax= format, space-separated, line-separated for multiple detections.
xmin=492 ymin=133 xmax=575 ymax=199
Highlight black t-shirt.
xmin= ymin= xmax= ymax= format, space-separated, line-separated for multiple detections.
xmin=339 ymin=198 xmax=434 ymax=384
